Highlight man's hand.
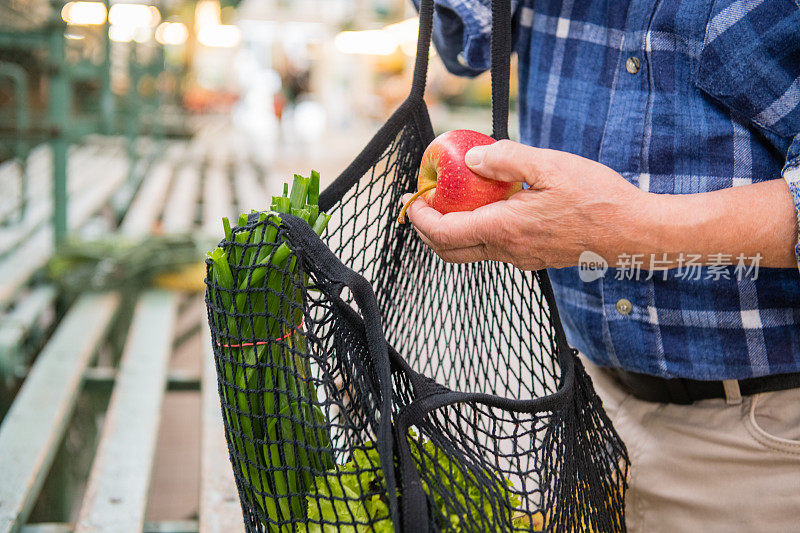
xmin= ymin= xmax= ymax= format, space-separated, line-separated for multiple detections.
xmin=403 ymin=140 xmax=800 ymax=270
xmin=402 ymin=140 xmax=650 ymax=270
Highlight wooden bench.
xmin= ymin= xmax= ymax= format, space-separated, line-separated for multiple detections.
xmin=0 ymin=143 xmax=117 ymax=258
xmin=161 ymin=165 xmax=200 ymax=235
xmin=0 ymin=125 xmax=271 ymax=532
xmin=75 ymin=290 xmax=177 ymax=533
xmin=0 ymin=293 xmax=121 ymax=533
xmin=0 ymin=291 xmax=244 ymax=533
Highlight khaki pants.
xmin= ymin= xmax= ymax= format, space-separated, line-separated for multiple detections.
xmin=581 ymin=355 xmax=800 ymax=533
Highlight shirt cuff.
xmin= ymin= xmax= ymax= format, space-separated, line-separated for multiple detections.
xmin=411 ymin=0 xmax=516 ymax=76
xmin=782 ymin=134 xmax=800 ymax=269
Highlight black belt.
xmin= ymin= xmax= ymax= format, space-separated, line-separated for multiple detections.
xmin=603 ymin=367 xmax=800 ymax=404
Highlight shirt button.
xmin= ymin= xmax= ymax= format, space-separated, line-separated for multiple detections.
xmin=626 ymin=56 xmax=641 ymax=74
xmin=616 ymin=298 xmax=633 ymax=315
xmin=457 ymin=52 xmax=469 ymax=67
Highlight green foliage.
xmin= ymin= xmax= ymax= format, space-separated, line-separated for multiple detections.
xmin=303 ymin=443 xmax=394 ymax=533
xmin=46 ymin=234 xmax=210 ymax=293
xmin=416 ymin=437 xmax=521 ymax=532
xmin=301 ymin=433 xmax=522 ymax=532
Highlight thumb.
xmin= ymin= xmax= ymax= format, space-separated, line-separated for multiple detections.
xmin=465 ymin=140 xmax=552 ymax=188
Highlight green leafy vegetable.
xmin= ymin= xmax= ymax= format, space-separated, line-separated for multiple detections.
xmin=300 ymin=432 xmax=523 ymax=532
xmin=206 ymin=171 xmax=334 ymax=531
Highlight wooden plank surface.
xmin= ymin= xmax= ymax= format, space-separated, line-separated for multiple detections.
xmin=0 ymin=145 xmax=88 ymax=222
xmin=0 ymin=286 xmax=57 ymax=342
xmin=120 ymin=161 xmax=174 ymax=236
xmin=0 ymin=293 xmax=120 ymax=533
xmin=75 ymin=290 xmax=178 ymax=533
xmin=232 ymin=162 xmax=267 ymax=214
xmin=21 ymin=520 xmax=198 ymax=533
xmin=0 ymin=235 xmax=51 ymax=308
xmin=162 ymin=165 xmax=200 ymax=234
xmin=199 ymin=320 xmax=244 ymax=533
xmin=202 ymin=166 xmax=233 ymax=235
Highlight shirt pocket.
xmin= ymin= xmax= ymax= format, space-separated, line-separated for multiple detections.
xmin=694 ymin=0 xmax=800 ymax=139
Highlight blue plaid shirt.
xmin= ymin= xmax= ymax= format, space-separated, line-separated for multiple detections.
xmin=416 ymin=0 xmax=800 ymax=379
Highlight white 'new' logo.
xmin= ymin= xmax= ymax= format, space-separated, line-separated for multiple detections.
xmin=578 ymin=250 xmax=608 ymax=282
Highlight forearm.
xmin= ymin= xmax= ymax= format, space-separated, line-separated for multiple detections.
xmin=406 ymin=141 xmax=800 ymax=272
xmin=619 ymin=179 xmax=799 ymax=269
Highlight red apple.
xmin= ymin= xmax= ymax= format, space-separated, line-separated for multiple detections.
xmin=398 ymin=129 xmax=522 ymax=223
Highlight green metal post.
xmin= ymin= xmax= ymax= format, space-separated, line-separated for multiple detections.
xmin=126 ymin=43 xmax=140 ymax=183
xmin=100 ymin=0 xmax=114 ymax=134
xmin=0 ymin=61 xmax=31 ymax=222
xmin=0 ymin=62 xmax=30 ymax=157
xmin=153 ymin=48 xmax=166 ymax=144
xmin=49 ymin=17 xmax=70 ymax=247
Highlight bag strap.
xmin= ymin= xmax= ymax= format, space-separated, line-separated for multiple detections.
xmin=409 ymin=0 xmax=435 ymax=101
xmin=490 ymin=0 xmax=512 ymax=140
xmin=410 ymin=0 xmax=514 ymax=140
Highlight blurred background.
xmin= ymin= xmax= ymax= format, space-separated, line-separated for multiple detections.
xmin=0 ymin=1 xmax=516 ymax=530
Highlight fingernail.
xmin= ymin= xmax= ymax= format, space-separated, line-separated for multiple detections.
xmin=465 ymin=145 xmax=486 ymax=167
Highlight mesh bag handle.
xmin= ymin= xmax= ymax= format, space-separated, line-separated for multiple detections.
xmin=489 ymin=0 xmax=513 ymax=140
xmin=319 ymin=0 xmax=512 ymax=212
xmin=409 ymin=0 xmax=513 ymax=140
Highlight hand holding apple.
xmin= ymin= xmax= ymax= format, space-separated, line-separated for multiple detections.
xmin=397 ymin=130 xmax=522 ymax=223
xmin=401 ymin=139 xmax=651 ymax=270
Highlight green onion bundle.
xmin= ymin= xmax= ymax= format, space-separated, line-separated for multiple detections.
xmin=206 ymin=171 xmax=334 ymax=531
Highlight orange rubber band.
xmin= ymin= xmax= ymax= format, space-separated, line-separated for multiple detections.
xmin=217 ymin=321 xmax=304 ymax=348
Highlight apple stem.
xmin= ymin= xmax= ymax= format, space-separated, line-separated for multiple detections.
xmin=397 ymin=184 xmax=437 ymax=224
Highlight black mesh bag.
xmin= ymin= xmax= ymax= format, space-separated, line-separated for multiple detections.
xmin=205 ymin=0 xmax=629 ymax=531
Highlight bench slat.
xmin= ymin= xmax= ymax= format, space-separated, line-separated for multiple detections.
xmin=199 ymin=320 xmax=244 ymax=533
xmin=0 ymin=235 xmax=49 ymax=307
xmin=75 ymin=290 xmax=178 ymax=533
xmin=21 ymin=520 xmax=198 ymax=533
xmin=0 ymin=293 xmax=120 ymax=533
xmin=162 ymin=165 xmax=200 ymax=234
xmin=232 ymin=162 xmax=266 ymax=214
xmin=120 ymin=162 xmax=174 ymax=237
xmin=202 ymin=166 xmax=233 ymax=235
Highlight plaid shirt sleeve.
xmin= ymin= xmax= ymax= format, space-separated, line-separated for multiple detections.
xmin=411 ymin=0 xmax=517 ymax=76
xmin=684 ymin=0 xmax=800 ymax=266
xmin=784 ymin=137 xmax=800 ymax=267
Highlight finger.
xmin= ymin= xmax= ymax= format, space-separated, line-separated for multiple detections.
xmin=403 ymin=195 xmax=440 ymax=233
xmin=412 ymin=226 xmax=436 ymax=248
xmin=465 ymin=140 xmax=560 ymax=188
xmin=408 ymin=203 xmax=493 ymax=250
xmin=400 ymin=193 xmax=418 ymax=207
xmin=413 ymin=228 xmax=451 ymax=259
xmin=436 ymin=244 xmax=488 ymax=264
xmin=412 ymin=225 xmax=487 ymax=262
